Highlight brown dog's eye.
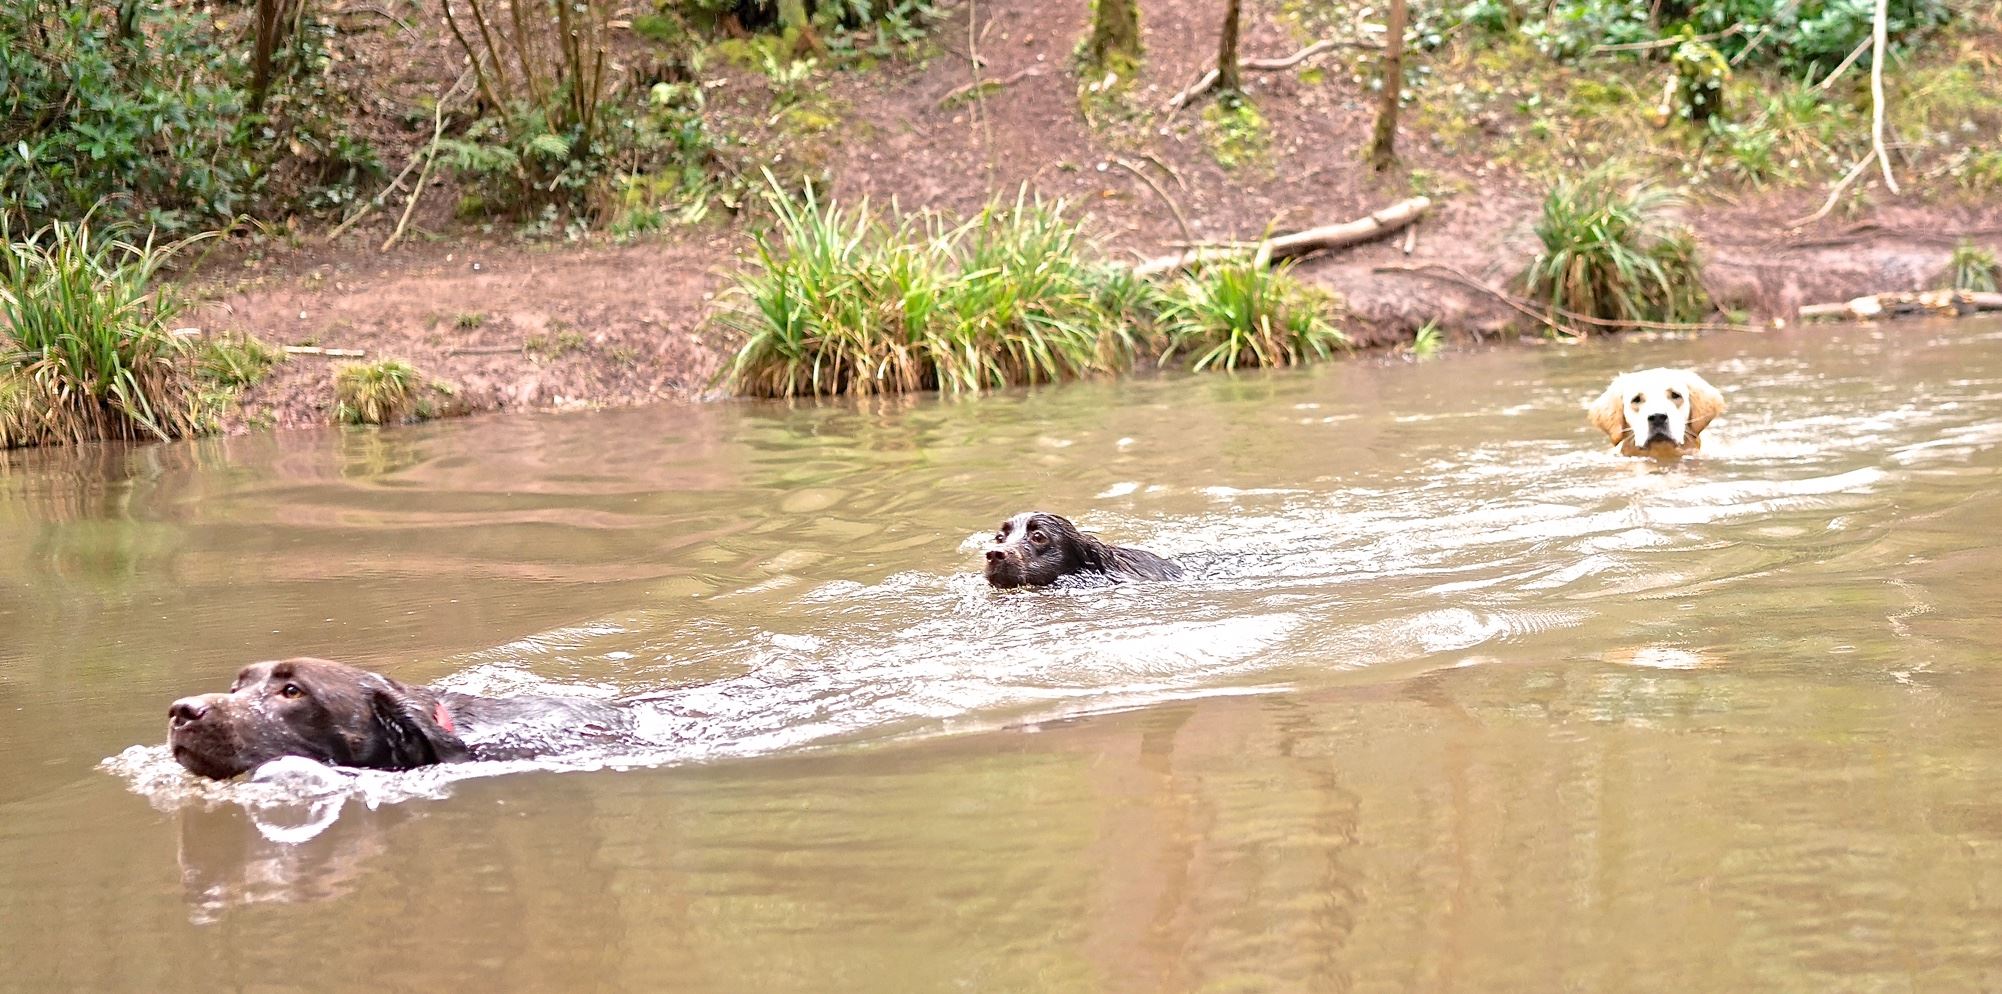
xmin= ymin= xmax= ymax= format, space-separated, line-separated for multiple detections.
xmin=1630 ymin=394 xmax=1644 ymax=406
xmin=1668 ymin=390 xmax=1683 ymax=402
xmin=279 ymin=683 xmax=304 ymax=700
xmin=1029 ymin=531 xmax=1047 ymax=545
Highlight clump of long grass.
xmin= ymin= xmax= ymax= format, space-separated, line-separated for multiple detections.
xmin=1945 ymin=240 xmax=1999 ymax=293
xmin=0 ymin=219 xmax=206 ymax=449
xmin=334 ymin=359 xmax=427 ymax=425
xmin=1157 ymin=251 xmax=1347 ymax=371
xmin=720 ymin=180 xmax=1144 ymax=398
xmin=197 ymin=333 xmax=282 ymax=388
xmin=1524 ymin=167 xmax=1710 ymax=330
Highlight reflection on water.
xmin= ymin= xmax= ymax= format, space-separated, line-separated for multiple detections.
xmin=3 ymin=320 xmax=2002 ymax=991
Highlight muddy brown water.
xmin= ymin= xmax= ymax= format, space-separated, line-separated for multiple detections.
xmin=4 ymin=320 xmax=2002 ymax=992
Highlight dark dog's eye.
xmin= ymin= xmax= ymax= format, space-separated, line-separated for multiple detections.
xmin=1029 ymin=532 xmax=1048 ymax=545
xmin=1630 ymin=394 xmax=1644 ymax=406
xmin=1668 ymin=390 xmax=1683 ymax=403
xmin=279 ymin=683 xmax=305 ymax=700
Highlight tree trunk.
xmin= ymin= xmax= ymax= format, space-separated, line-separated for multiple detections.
xmin=1082 ymin=0 xmax=1141 ymax=78
xmin=1215 ymin=0 xmax=1242 ymax=95
xmin=1367 ymin=0 xmax=1406 ymax=171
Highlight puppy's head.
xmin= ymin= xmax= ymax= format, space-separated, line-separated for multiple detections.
xmin=1587 ymin=367 xmax=1724 ymax=454
xmin=983 ymin=511 xmax=1095 ymax=589
xmin=168 ymin=658 xmax=467 ymax=780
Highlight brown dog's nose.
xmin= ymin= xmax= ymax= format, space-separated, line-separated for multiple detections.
xmin=169 ymin=697 xmax=212 ymax=726
xmin=986 ymin=550 xmax=1005 ymax=563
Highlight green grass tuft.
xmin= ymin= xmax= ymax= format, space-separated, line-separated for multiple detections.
xmin=1524 ymin=167 xmax=1709 ymax=331
xmin=334 ymin=359 xmax=427 ymax=426
xmin=1158 ymin=253 xmax=1347 ymax=371
xmin=196 ymin=333 xmax=282 ymax=389
xmin=720 ymin=179 xmax=1144 ymax=398
xmin=1945 ymin=240 xmax=1999 ymax=292
xmin=0 ymin=218 xmax=209 ymax=449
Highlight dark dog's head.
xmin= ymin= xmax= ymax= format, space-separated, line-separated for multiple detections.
xmin=983 ymin=511 xmax=1102 ymax=589
xmin=168 ymin=658 xmax=468 ymax=780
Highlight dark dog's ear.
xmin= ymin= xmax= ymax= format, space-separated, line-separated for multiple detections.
xmin=366 ymin=679 xmax=469 ymax=770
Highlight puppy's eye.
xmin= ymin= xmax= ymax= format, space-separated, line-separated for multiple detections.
xmin=279 ymin=683 xmax=305 ymax=700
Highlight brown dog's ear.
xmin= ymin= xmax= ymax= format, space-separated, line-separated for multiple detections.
xmin=1586 ymin=382 xmax=1628 ymax=445
xmin=365 ymin=679 xmax=469 ymax=770
xmin=1683 ymin=372 xmax=1726 ymax=437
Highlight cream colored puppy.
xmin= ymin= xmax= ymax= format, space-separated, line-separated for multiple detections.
xmin=1586 ymin=367 xmax=1725 ymax=457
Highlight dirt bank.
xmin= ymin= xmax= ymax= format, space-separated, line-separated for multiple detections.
xmin=179 ymin=0 xmax=2002 ymax=433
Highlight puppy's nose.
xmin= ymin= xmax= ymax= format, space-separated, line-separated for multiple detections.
xmin=985 ymin=549 xmax=1005 ymax=563
xmin=169 ymin=697 xmax=211 ymax=726
xmin=1648 ymin=412 xmax=1669 ymax=428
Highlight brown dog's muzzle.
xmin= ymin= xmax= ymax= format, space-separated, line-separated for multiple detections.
xmin=169 ymin=694 xmax=247 ymax=780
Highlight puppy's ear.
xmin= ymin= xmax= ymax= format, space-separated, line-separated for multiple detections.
xmin=366 ymin=679 xmax=469 ymax=770
xmin=1683 ymin=372 xmax=1726 ymax=437
xmin=1586 ymin=382 xmax=1627 ymax=445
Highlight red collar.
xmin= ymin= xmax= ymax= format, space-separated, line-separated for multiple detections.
xmin=432 ymin=700 xmax=457 ymax=734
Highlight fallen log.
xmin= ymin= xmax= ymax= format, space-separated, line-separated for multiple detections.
xmin=1799 ymin=289 xmax=2002 ymax=321
xmin=1134 ymin=197 xmax=1430 ymax=278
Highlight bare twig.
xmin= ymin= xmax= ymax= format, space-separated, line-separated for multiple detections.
xmin=1869 ymin=0 xmax=1900 ymax=194
xmin=1789 ymin=149 xmax=1876 ymax=228
xmin=382 ymin=74 xmax=469 ymax=252
xmin=332 ymin=4 xmax=413 ymax=31
xmin=1164 ymin=38 xmax=1357 ymax=111
xmin=1729 ymin=23 xmax=1772 ymax=65
xmin=1812 ymin=35 xmax=1873 ymax=91
xmin=1164 ymin=69 xmax=1221 ymax=112
xmin=1245 ymin=38 xmax=1346 ymax=69
xmin=1139 ymin=152 xmax=1187 ymax=192
xmin=937 ymin=65 xmax=1042 ymax=107
xmin=328 ymin=71 xmax=471 ymax=243
xmin=1114 ymin=158 xmax=1193 ymax=247
xmin=283 ymin=346 xmax=367 ymax=357
xmin=1374 ymin=263 xmax=1762 ymax=336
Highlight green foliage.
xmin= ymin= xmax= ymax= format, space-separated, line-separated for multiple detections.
xmin=1496 ymin=0 xmax=1950 ymax=78
xmin=334 ymin=359 xmax=432 ymax=425
xmin=1 ymin=3 xmax=250 ymax=234
xmin=0 ymin=219 xmax=207 ymax=448
xmin=1525 ymin=167 xmax=1710 ymax=330
xmin=0 ymin=1 xmax=373 ymax=235
xmin=1157 ymin=254 xmax=1347 ymax=371
xmin=1945 ymin=240 xmax=1999 ymax=293
xmin=1670 ymin=33 xmax=1729 ymax=122
xmin=1201 ymin=95 xmax=1270 ymax=170
xmin=721 ymin=179 xmax=1146 ymax=397
xmin=1410 ymin=320 xmax=1445 ymax=359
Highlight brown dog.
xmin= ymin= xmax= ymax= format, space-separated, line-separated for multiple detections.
xmin=167 ymin=657 xmax=628 ymax=780
xmin=1586 ymin=367 xmax=1726 ymax=457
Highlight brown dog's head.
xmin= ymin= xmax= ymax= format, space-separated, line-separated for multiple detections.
xmin=168 ymin=658 xmax=468 ymax=780
xmin=983 ymin=511 xmax=1100 ymax=589
xmin=1586 ymin=367 xmax=1725 ymax=456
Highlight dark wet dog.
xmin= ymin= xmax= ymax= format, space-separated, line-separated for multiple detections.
xmin=982 ymin=511 xmax=1183 ymax=589
xmin=168 ymin=657 xmax=629 ymax=780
